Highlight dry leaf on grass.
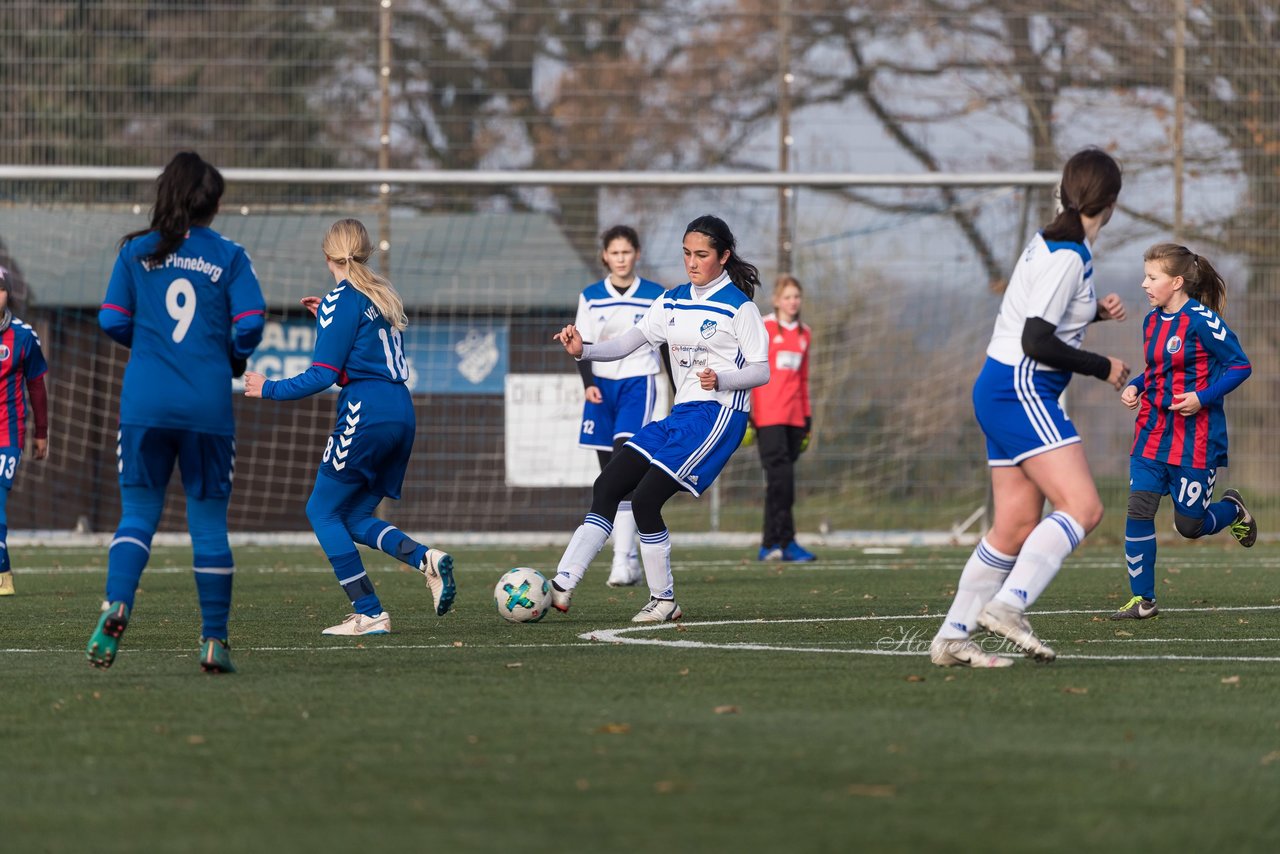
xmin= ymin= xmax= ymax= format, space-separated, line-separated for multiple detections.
xmin=847 ymin=784 xmax=896 ymax=798
xmin=905 ymin=674 xmax=925 ymax=683
xmin=1114 ymin=630 xmax=1134 ymax=637
xmin=1260 ymin=751 xmax=1280 ymax=766
xmin=505 ymin=662 xmax=522 ymax=669
xmin=595 ymin=722 xmax=631 ymax=735
xmin=1061 ymin=686 xmax=1089 ymax=695
xmin=1221 ymin=675 xmax=1241 ymax=685
xmin=186 ymin=735 xmax=206 ymax=745
xmin=714 ymin=705 xmax=740 ymax=715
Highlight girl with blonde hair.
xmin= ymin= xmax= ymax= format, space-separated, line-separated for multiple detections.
xmin=244 ymin=218 xmax=456 ymax=635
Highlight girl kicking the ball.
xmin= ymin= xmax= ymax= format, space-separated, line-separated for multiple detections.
xmin=550 ymin=214 xmax=770 ymax=623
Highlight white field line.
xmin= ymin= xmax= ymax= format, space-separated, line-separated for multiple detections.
xmin=16 ymin=559 xmax=1280 ymax=575
xmin=579 ymin=608 xmax=1280 ymax=663
xmin=8 ymin=606 xmax=1279 ymax=662
xmin=0 ymin=642 xmax=602 ymax=654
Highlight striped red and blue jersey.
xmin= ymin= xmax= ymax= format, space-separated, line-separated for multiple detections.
xmin=0 ymin=317 xmax=48 ymax=448
xmin=1129 ymin=300 xmax=1250 ymax=468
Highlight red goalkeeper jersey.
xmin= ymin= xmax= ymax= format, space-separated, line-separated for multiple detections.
xmin=750 ymin=314 xmax=810 ymax=428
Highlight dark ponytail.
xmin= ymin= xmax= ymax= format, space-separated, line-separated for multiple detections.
xmin=683 ymin=214 xmax=760 ymax=299
xmin=1042 ymin=147 xmax=1123 ymax=244
xmin=122 ymin=151 xmax=225 ymax=266
xmin=1144 ymin=243 xmax=1228 ymax=316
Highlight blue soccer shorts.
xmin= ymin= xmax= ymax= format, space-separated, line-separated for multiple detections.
xmin=319 ymin=419 xmax=414 ymax=500
xmin=117 ymin=425 xmax=235 ymax=500
xmin=625 ymin=400 xmax=749 ymax=497
xmin=0 ymin=446 xmax=21 ymax=491
xmin=580 ymin=375 xmax=657 ymax=451
xmin=1129 ymin=455 xmax=1217 ymax=519
xmin=972 ymin=357 xmax=1080 ymax=467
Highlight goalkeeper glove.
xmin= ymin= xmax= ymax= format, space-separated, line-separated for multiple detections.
xmin=800 ymin=417 xmax=812 ymax=453
xmin=741 ymin=424 xmax=756 ymax=448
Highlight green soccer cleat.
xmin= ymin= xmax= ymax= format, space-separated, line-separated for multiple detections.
xmin=86 ymin=601 xmax=130 ymax=670
xmin=199 ymin=637 xmax=236 ymax=674
xmin=1110 ymin=595 xmax=1159 ymax=620
xmin=1223 ymin=489 xmax=1257 ymax=548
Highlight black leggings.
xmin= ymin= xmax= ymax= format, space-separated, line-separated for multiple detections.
xmin=757 ymin=424 xmax=806 ymax=547
xmin=588 ymin=446 xmax=683 ymax=535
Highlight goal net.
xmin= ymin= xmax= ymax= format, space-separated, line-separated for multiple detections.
xmin=3 ymin=167 xmax=1152 ymax=541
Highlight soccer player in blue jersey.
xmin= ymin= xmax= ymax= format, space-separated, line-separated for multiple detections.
xmin=931 ymin=148 xmax=1130 ymax=667
xmin=0 ymin=275 xmax=49 ymax=597
xmin=1112 ymin=244 xmax=1254 ymax=620
xmin=87 ymin=151 xmax=266 ymax=672
xmin=551 ymin=215 xmax=769 ymax=622
xmin=243 ymin=218 xmax=456 ymax=636
xmin=574 ymin=225 xmax=667 ymax=587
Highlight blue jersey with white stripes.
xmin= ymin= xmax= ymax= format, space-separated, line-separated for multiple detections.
xmin=101 ymin=226 xmax=265 ymax=435
xmin=263 ymin=280 xmax=412 ymax=423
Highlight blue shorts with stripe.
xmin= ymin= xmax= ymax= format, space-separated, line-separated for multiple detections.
xmin=1130 ymin=455 xmax=1216 ymax=520
xmin=580 ymin=375 xmax=656 ymax=450
xmin=625 ymin=400 xmax=749 ymax=497
xmin=117 ymin=425 xmax=235 ymax=500
xmin=972 ymin=357 xmax=1079 ymax=467
xmin=318 ymin=382 xmax=415 ymax=500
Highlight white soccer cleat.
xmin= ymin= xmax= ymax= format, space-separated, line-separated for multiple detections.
xmin=419 ymin=549 xmax=457 ymax=616
xmin=977 ymin=600 xmax=1056 ymax=662
xmin=0 ymin=572 xmax=14 ymax=597
xmin=929 ymin=637 xmax=1015 ymax=668
xmin=550 ymin=581 xmax=573 ymax=613
xmin=606 ymin=553 xmax=643 ymax=588
xmin=321 ymin=611 xmax=391 ymax=636
xmin=631 ymin=597 xmax=683 ymax=623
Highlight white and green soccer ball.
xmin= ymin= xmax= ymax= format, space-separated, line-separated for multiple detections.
xmin=494 ymin=567 xmax=552 ymax=623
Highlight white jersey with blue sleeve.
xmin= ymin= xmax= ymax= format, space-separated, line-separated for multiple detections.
xmin=986 ymin=232 xmax=1096 ymax=369
xmin=574 ymin=277 xmax=665 ymax=380
xmin=637 ymin=271 xmax=768 ymax=412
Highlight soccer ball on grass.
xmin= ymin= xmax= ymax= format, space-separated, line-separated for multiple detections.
xmin=494 ymin=567 xmax=552 ymax=623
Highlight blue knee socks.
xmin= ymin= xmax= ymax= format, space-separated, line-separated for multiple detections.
xmin=1124 ymin=517 xmax=1158 ymax=599
xmin=105 ymin=486 xmax=165 ymax=609
xmin=307 ymin=474 xmax=384 ymax=616
xmin=188 ymin=496 xmax=235 ymax=640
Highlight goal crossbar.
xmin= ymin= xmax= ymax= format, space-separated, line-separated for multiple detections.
xmin=0 ymin=165 xmax=1061 ymax=188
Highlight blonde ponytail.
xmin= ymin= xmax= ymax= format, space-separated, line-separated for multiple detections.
xmin=322 ymin=218 xmax=408 ymax=331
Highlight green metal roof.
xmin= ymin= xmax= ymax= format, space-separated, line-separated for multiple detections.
xmin=0 ymin=207 xmax=595 ymax=310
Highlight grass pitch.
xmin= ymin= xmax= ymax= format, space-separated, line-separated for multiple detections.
xmin=3 ymin=542 xmax=1279 ymax=853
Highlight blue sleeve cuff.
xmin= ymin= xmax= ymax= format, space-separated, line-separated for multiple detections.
xmin=98 ymin=307 xmax=134 ymax=347
xmin=1196 ymin=365 xmax=1251 ymax=406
